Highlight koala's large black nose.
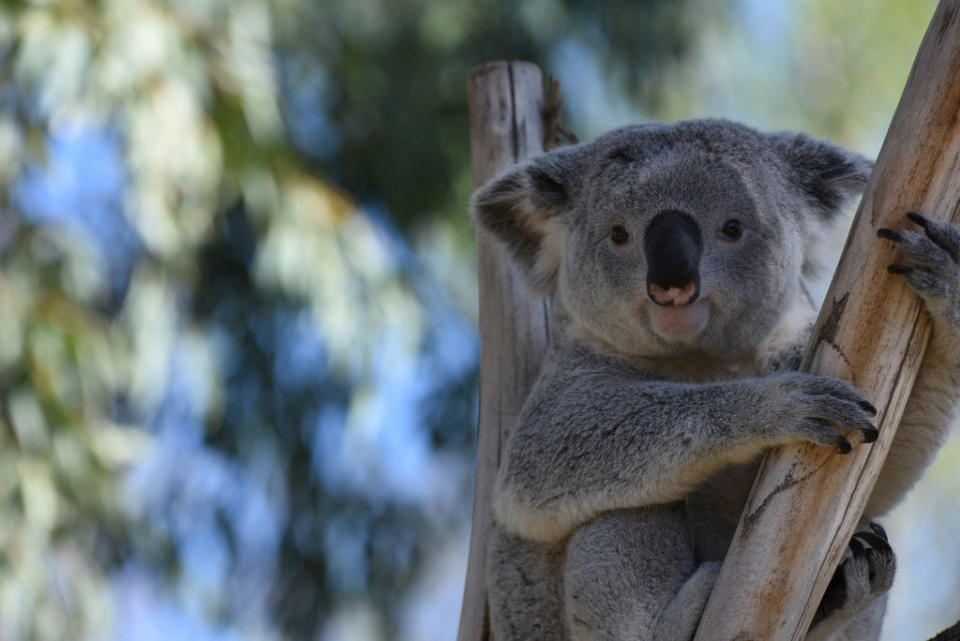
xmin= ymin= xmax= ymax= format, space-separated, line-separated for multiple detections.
xmin=644 ymin=210 xmax=702 ymax=306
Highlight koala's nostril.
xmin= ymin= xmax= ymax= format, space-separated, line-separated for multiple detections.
xmin=648 ymin=281 xmax=699 ymax=306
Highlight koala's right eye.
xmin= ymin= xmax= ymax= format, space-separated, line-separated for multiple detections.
xmin=720 ymin=219 xmax=742 ymax=240
xmin=611 ymin=225 xmax=631 ymax=245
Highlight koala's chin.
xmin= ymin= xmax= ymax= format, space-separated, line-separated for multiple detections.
xmin=648 ymin=298 xmax=711 ymax=344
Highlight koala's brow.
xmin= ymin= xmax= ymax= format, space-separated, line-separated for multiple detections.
xmin=605 ymin=148 xmax=635 ymax=163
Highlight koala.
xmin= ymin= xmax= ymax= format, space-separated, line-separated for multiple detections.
xmin=470 ymin=119 xmax=960 ymax=641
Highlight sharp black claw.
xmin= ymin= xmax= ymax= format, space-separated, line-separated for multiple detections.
xmin=869 ymin=521 xmax=889 ymax=541
xmin=852 ymin=531 xmax=889 ymax=550
xmin=877 ymin=228 xmax=901 ymax=241
xmin=887 ymin=264 xmax=912 ymax=275
xmin=906 ymin=212 xmax=929 ymax=228
xmin=838 ymin=438 xmax=852 ymax=455
xmin=862 ymin=427 xmax=879 ymax=443
xmin=859 ymin=400 xmax=878 ymax=415
xmin=849 ymin=538 xmax=867 ymax=555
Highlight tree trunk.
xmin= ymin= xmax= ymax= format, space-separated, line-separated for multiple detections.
xmin=695 ymin=2 xmax=960 ymax=639
xmin=457 ymin=61 xmax=548 ymax=641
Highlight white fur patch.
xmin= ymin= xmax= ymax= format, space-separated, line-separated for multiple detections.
xmin=529 ymin=216 xmax=569 ymax=294
xmin=756 ymin=297 xmax=816 ymax=370
xmin=799 ymin=205 xmax=850 ymax=278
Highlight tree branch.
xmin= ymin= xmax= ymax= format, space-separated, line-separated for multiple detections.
xmin=695 ymin=2 xmax=960 ymax=639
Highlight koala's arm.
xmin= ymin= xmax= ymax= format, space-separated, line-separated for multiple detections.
xmin=867 ymin=215 xmax=960 ymax=517
xmin=494 ymin=350 xmax=877 ymax=543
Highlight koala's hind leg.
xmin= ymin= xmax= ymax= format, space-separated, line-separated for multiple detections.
xmin=807 ymin=522 xmax=895 ymax=641
xmin=488 ymin=523 xmax=566 ymax=641
xmin=563 ymin=505 xmax=698 ymax=641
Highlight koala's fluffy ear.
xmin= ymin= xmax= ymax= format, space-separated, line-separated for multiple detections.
xmin=470 ymin=145 xmax=587 ymax=294
xmin=771 ymin=132 xmax=874 ymax=275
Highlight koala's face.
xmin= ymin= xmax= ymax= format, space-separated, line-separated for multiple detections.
xmin=559 ymin=149 xmax=796 ymax=359
xmin=472 ymin=120 xmax=871 ymax=360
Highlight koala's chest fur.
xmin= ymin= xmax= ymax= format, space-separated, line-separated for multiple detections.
xmin=556 ymin=295 xmax=817 ymax=556
xmin=685 ymin=460 xmax=760 ymax=560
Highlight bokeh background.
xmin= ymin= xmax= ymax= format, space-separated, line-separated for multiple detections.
xmin=0 ymin=0 xmax=957 ymax=639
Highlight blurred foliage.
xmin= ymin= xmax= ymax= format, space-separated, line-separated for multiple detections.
xmin=653 ymin=0 xmax=938 ymax=150
xmin=289 ymin=0 xmax=730 ymax=230
xmin=0 ymin=0 xmax=730 ymax=639
xmin=2 ymin=1 xmax=953 ymax=639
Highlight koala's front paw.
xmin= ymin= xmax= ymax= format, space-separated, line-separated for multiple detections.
xmin=809 ymin=522 xmax=895 ymax=638
xmin=767 ymin=373 xmax=878 ymax=453
xmin=878 ymin=213 xmax=960 ymax=342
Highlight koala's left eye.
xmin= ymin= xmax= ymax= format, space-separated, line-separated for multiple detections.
xmin=611 ymin=225 xmax=631 ymax=245
xmin=720 ymin=219 xmax=742 ymax=240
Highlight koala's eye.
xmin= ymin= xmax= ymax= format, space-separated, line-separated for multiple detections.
xmin=720 ymin=219 xmax=742 ymax=240
xmin=611 ymin=225 xmax=630 ymax=245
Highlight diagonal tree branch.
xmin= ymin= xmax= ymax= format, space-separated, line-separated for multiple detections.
xmin=695 ymin=2 xmax=960 ymax=639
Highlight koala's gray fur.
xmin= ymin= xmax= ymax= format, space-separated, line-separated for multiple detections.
xmin=471 ymin=119 xmax=960 ymax=641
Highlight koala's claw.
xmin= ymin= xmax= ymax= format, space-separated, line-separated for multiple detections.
xmin=851 ymin=530 xmax=888 ymax=552
xmin=876 ymin=228 xmax=902 ymax=242
xmin=853 ymin=526 xmax=896 ymax=596
xmin=811 ymin=523 xmax=896 ymax=632
xmin=878 ymin=213 xmax=960 ymax=306
xmin=868 ymin=520 xmax=888 ymax=540
xmin=837 ymin=436 xmax=852 ymax=455
xmin=876 ymin=212 xmax=960 ymax=346
xmin=858 ymin=400 xmax=878 ymax=416
xmin=905 ymin=212 xmax=960 ymax=262
xmin=772 ymin=373 xmax=879 ymax=451
xmin=804 ymin=417 xmax=853 ymax=454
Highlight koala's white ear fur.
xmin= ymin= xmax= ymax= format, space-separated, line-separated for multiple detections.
xmin=470 ymin=146 xmax=586 ymax=294
xmin=771 ymin=132 xmax=874 ymax=276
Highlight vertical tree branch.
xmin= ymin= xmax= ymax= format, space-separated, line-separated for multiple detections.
xmin=457 ymin=61 xmax=548 ymax=641
xmin=695 ymin=2 xmax=960 ymax=639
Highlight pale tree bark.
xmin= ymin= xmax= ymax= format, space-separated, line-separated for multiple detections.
xmin=457 ymin=61 xmax=548 ymax=641
xmin=695 ymin=2 xmax=960 ymax=639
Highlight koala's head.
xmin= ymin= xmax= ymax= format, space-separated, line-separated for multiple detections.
xmin=471 ymin=119 xmax=872 ymax=360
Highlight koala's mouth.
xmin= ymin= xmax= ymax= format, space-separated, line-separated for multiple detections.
xmin=648 ymin=299 xmax=710 ymax=342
